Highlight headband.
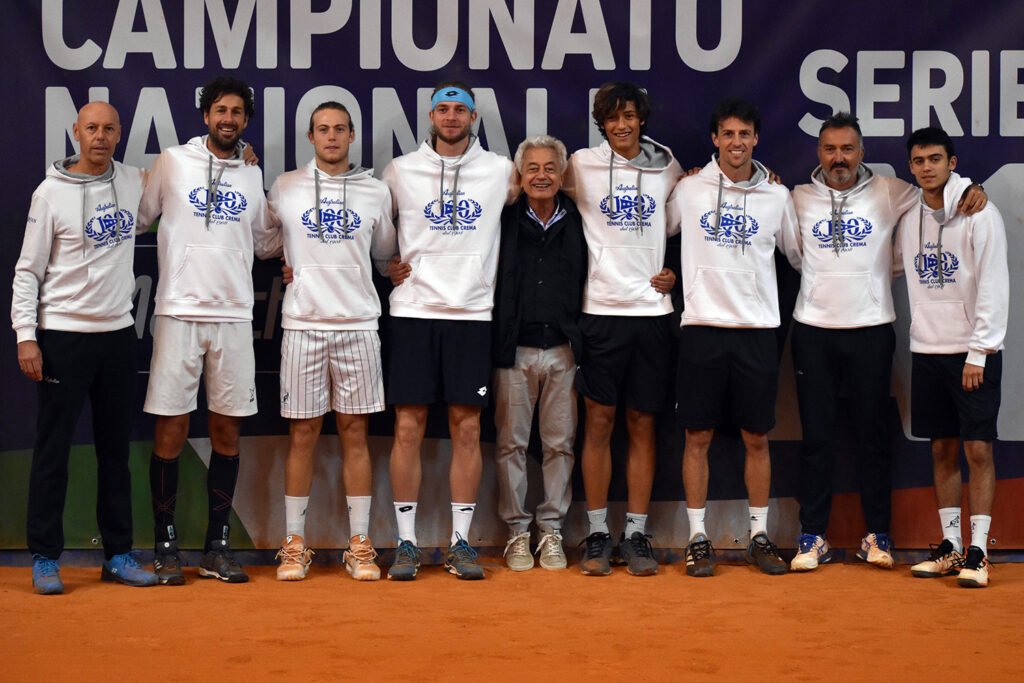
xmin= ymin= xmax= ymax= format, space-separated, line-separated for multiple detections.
xmin=431 ymin=87 xmax=475 ymax=111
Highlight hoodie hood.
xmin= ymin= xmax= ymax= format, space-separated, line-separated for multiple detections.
xmin=304 ymin=159 xmax=376 ymax=241
xmin=47 ymin=155 xmax=123 ymax=255
xmin=808 ymin=163 xmax=876 ymax=257
xmin=414 ymin=135 xmax=485 ymax=230
xmin=698 ymin=156 xmax=771 ymax=253
xmin=915 ymin=172 xmax=973 ymax=288
xmin=595 ymin=135 xmax=677 ymax=172
xmin=184 ymin=136 xmax=248 ymax=228
xmin=938 ymin=172 xmax=973 ymax=222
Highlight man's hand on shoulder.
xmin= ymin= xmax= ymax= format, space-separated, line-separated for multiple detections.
xmin=957 ymin=184 xmax=987 ymax=216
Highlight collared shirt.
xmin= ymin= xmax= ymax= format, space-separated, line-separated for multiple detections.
xmin=526 ymin=199 xmax=566 ymax=231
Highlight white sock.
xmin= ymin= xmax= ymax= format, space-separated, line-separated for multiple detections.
xmin=970 ymin=515 xmax=992 ymax=557
xmin=748 ymin=505 xmax=769 ymax=538
xmin=624 ymin=512 xmax=647 ymax=537
xmin=939 ymin=507 xmax=962 ymax=552
xmin=284 ymin=495 xmax=309 ymax=539
xmin=587 ymin=508 xmax=609 ymax=535
xmin=687 ymin=507 xmax=706 ymax=540
xmin=394 ymin=501 xmax=418 ymax=545
xmin=451 ymin=502 xmax=476 ymax=546
xmin=346 ymin=495 xmax=372 ymax=538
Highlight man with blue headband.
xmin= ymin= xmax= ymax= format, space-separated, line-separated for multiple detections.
xmin=382 ymin=81 xmax=517 ymax=580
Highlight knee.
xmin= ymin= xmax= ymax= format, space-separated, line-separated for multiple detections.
xmin=685 ymin=429 xmax=714 ymax=451
xmin=963 ymin=441 xmax=993 ymax=469
xmin=584 ymin=402 xmax=615 ymax=438
xmin=625 ymin=409 xmax=654 ymax=432
xmin=394 ymin=408 xmax=427 ymax=445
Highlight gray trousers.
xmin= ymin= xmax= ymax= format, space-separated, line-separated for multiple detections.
xmin=494 ymin=344 xmax=577 ymax=535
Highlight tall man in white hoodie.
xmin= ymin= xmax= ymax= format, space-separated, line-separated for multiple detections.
xmin=564 ymin=82 xmax=681 ymax=577
xmin=382 ymin=81 xmax=517 ymax=581
xmin=897 ymin=127 xmax=1007 ymax=589
xmin=670 ymin=99 xmax=799 ymax=577
xmin=266 ymin=102 xmax=397 ymax=582
xmin=139 ymin=76 xmax=276 ymax=585
xmin=12 ymin=102 xmax=158 ymax=594
xmin=788 ymin=113 xmax=986 ymax=572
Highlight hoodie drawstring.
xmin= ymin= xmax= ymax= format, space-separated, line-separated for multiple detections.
xmin=828 ymin=191 xmax=848 ymax=257
xmin=438 ymin=135 xmax=474 ymax=230
xmin=918 ymin=204 xmax=946 ymax=288
xmin=607 ymin=154 xmax=644 ymax=237
xmin=314 ymin=169 xmax=350 ymax=242
xmin=205 ymin=156 xmax=225 ymax=229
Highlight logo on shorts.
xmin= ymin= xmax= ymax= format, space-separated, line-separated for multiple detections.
xmin=700 ymin=204 xmax=759 ymax=248
xmin=249 ymin=388 xmax=256 ymax=403
xmin=914 ymin=246 xmax=959 ymax=288
xmin=281 ymin=392 xmax=289 ymax=405
xmin=423 ymin=189 xmax=482 ymax=233
xmin=600 ymin=187 xmax=656 ymax=233
xmin=188 ymin=184 xmax=248 ymax=224
xmin=477 ymin=386 xmax=487 ymax=397
xmin=302 ymin=202 xmax=361 ymax=241
xmin=811 ymin=213 xmax=872 ymax=252
xmin=84 ymin=203 xmax=135 ymax=248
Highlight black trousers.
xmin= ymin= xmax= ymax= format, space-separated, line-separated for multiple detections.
xmin=27 ymin=326 xmax=137 ymax=560
xmin=791 ymin=322 xmax=895 ymax=536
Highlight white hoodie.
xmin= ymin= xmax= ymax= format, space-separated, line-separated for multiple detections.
xmin=566 ymin=137 xmax=682 ymax=317
xmin=139 ymin=136 xmax=276 ymax=322
xmin=789 ymin=166 xmax=917 ymax=328
xmin=672 ymin=157 xmax=799 ymax=328
xmin=382 ymin=137 xmax=516 ymax=321
xmin=895 ymin=173 xmax=1008 ymax=366
xmin=12 ymin=158 xmax=145 ymax=341
xmin=268 ymin=160 xmax=398 ymax=331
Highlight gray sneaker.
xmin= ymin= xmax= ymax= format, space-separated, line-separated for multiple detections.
xmin=198 ymin=540 xmax=249 ymax=583
xmin=536 ymin=531 xmax=567 ymax=570
xmin=685 ymin=534 xmax=715 ymax=577
xmin=745 ymin=533 xmax=787 ymax=575
xmin=578 ymin=532 xmax=614 ymax=576
xmin=503 ymin=532 xmax=534 ymax=571
xmin=153 ymin=540 xmax=186 ymax=586
xmin=445 ymin=536 xmax=485 ymax=580
xmin=617 ymin=532 xmax=658 ymax=576
xmin=387 ymin=540 xmax=422 ymax=581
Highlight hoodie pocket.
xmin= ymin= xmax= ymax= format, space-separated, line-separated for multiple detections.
xmin=910 ymin=301 xmax=973 ymax=345
xmin=285 ymin=265 xmax=376 ymax=320
xmin=394 ymin=253 xmax=491 ymax=309
xmin=65 ymin=261 xmax=134 ymax=319
xmin=588 ymin=246 xmax=659 ymax=304
xmin=166 ymin=245 xmax=250 ymax=304
xmin=805 ymin=272 xmax=880 ymax=324
xmin=684 ymin=266 xmax=763 ymax=323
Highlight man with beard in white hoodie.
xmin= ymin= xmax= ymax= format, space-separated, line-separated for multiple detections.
xmin=670 ymin=99 xmax=799 ymax=578
xmin=382 ymin=81 xmax=517 ymax=581
xmin=12 ymin=101 xmax=158 ymax=594
xmin=266 ymin=101 xmax=397 ymax=582
xmin=788 ymin=113 xmax=986 ymax=572
xmin=897 ymin=127 xmax=1007 ymax=588
xmin=139 ymin=76 xmax=277 ymax=585
xmin=564 ymin=82 xmax=680 ymax=577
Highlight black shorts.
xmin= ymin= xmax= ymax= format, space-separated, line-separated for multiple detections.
xmin=676 ymin=325 xmax=778 ymax=433
xmin=387 ymin=317 xmax=492 ymax=407
xmin=575 ymin=313 xmax=674 ymax=412
xmin=911 ymin=352 xmax=1001 ymax=441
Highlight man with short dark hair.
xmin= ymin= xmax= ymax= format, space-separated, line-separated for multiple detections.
xmin=898 ymin=127 xmax=1007 ymax=588
xmin=670 ymin=99 xmax=798 ymax=577
xmin=382 ymin=81 xmax=517 ymax=581
xmin=139 ymin=75 xmax=277 ymax=585
xmin=565 ymin=81 xmax=680 ymax=577
xmin=12 ymin=101 xmax=158 ymax=594
xmin=788 ymin=113 xmax=986 ymax=572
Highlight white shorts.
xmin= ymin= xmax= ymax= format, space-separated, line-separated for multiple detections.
xmin=144 ymin=316 xmax=257 ymax=417
xmin=279 ymin=329 xmax=385 ymax=418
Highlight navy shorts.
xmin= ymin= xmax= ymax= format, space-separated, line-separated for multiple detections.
xmin=387 ymin=317 xmax=492 ymax=407
xmin=911 ymin=352 xmax=1001 ymax=441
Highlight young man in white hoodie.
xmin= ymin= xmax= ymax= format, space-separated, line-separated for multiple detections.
xmin=788 ymin=113 xmax=986 ymax=572
xmin=564 ymin=82 xmax=680 ymax=577
xmin=382 ymin=81 xmax=517 ymax=581
xmin=670 ymin=99 xmax=799 ymax=577
xmin=897 ymin=127 xmax=1007 ymax=588
xmin=266 ymin=102 xmax=397 ymax=582
xmin=139 ymin=76 xmax=276 ymax=585
xmin=12 ymin=101 xmax=158 ymax=594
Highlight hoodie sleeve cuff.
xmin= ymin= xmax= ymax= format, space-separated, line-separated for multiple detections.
xmin=966 ymin=349 xmax=988 ymax=368
xmin=15 ymin=327 xmax=37 ymax=343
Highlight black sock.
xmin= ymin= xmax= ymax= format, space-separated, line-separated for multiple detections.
xmin=150 ymin=453 xmax=179 ymax=545
xmin=205 ymin=451 xmax=240 ymax=550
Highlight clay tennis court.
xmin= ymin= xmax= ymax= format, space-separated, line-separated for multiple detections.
xmin=2 ymin=559 xmax=1020 ymax=680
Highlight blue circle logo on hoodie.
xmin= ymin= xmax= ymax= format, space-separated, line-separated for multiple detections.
xmin=811 ymin=215 xmax=873 ymax=249
xmin=914 ymin=250 xmax=959 ymax=285
xmin=188 ymin=187 xmax=248 ymax=220
xmin=302 ymin=206 xmax=362 ymax=241
xmin=600 ymin=193 xmax=656 ymax=223
xmin=700 ymin=209 xmax=759 ymax=242
xmin=423 ymin=197 xmax=482 ymax=230
xmin=85 ymin=208 xmax=135 ymax=248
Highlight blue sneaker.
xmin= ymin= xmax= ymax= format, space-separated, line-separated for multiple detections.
xmin=102 ymin=552 xmax=159 ymax=587
xmin=32 ymin=554 xmax=64 ymax=595
xmin=857 ymin=532 xmax=895 ymax=569
xmin=445 ymin=535 xmax=484 ymax=580
xmin=387 ymin=540 xmax=422 ymax=581
xmin=790 ymin=534 xmax=832 ymax=572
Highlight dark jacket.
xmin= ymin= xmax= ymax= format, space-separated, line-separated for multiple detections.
xmin=493 ymin=191 xmax=587 ymax=368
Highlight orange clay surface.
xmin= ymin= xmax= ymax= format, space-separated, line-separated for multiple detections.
xmin=1 ymin=561 xmax=1022 ymax=681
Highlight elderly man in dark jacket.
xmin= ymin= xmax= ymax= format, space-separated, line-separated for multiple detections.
xmin=493 ymin=135 xmax=587 ymax=571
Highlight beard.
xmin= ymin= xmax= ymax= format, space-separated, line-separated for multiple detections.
xmin=208 ymin=126 xmax=240 ymax=153
xmin=431 ymin=123 xmax=472 ymax=147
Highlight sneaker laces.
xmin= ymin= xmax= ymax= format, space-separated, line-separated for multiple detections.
xmin=752 ymin=535 xmax=781 ymax=558
xmin=627 ymin=533 xmax=655 ymax=558
xmin=504 ymin=532 xmax=531 ymax=558
xmin=118 ymin=552 xmax=145 ymax=570
xmin=34 ymin=556 xmax=59 ymax=577
xmin=155 ymin=547 xmax=187 ymax=568
xmin=347 ymin=541 xmax=377 ymax=564
xmin=579 ymin=532 xmax=611 ymax=559
xmin=394 ymin=540 xmax=421 ymax=565
xmin=536 ymin=533 xmax=565 ymax=560
xmin=450 ymin=536 xmax=478 ymax=563
xmin=276 ymin=542 xmax=313 ymax=565
xmin=797 ymin=534 xmax=820 ymax=554
xmin=688 ymin=539 xmax=712 ymax=561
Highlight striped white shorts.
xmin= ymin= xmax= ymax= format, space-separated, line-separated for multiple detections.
xmin=279 ymin=329 xmax=385 ymax=418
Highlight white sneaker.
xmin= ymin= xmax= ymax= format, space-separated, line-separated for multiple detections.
xmin=911 ymin=539 xmax=963 ymax=578
xmin=504 ymin=531 xmax=534 ymax=571
xmin=276 ymin=535 xmax=313 ymax=581
xmin=536 ymin=531 xmax=567 ymax=570
xmin=790 ymin=534 xmax=832 ymax=572
xmin=957 ymin=546 xmax=989 ymax=588
xmin=857 ymin=533 xmax=895 ymax=569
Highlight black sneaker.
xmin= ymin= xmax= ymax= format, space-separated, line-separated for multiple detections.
xmin=198 ymin=540 xmax=249 ymax=583
xmin=617 ymin=532 xmax=658 ymax=576
xmin=578 ymin=532 xmax=614 ymax=576
xmin=745 ymin=532 xmax=787 ymax=575
xmin=685 ymin=534 xmax=715 ymax=577
xmin=153 ymin=540 xmax=186 ymax=586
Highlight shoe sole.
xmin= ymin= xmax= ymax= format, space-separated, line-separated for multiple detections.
xmin=346 ymin=565 xmax=381 ymax=581
xmin=748 ymin=561 xmax=788 ymax=576
xmin=156 ymin=573 xmax=186 ymax=586
xmin=276 ymin=569 xmax=308 ymax=581
xmin=506 ymin=563 xmax=534 ymax=571
xmin=580 ymin=565 xmax=612 ymax=576
xmin=791 ymin=549 xmax=833 ymax=572
xmin=197 ymin=568 xmax=249 ymax=583
xmin=539 ymin=561 xmax=567 ymax=570
xmin=445 ymin=564 xmax=485 ymax=580
xmin=626 ymin=564 xmax=658 ymax=577
xmin=686 ymin=567 xmax=714 ymax=577
xmin=957 ymin=577 xmax=987 ymax=588
xmin=387 ymin=568 xmax=418 ymax=581
xmin=33 ymin=583 xmax=64 ymax=595
xmin=101 ymin=567 xmax=158 ymax=587
xmin=911 ymin=568 xmax=957 ymax=578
